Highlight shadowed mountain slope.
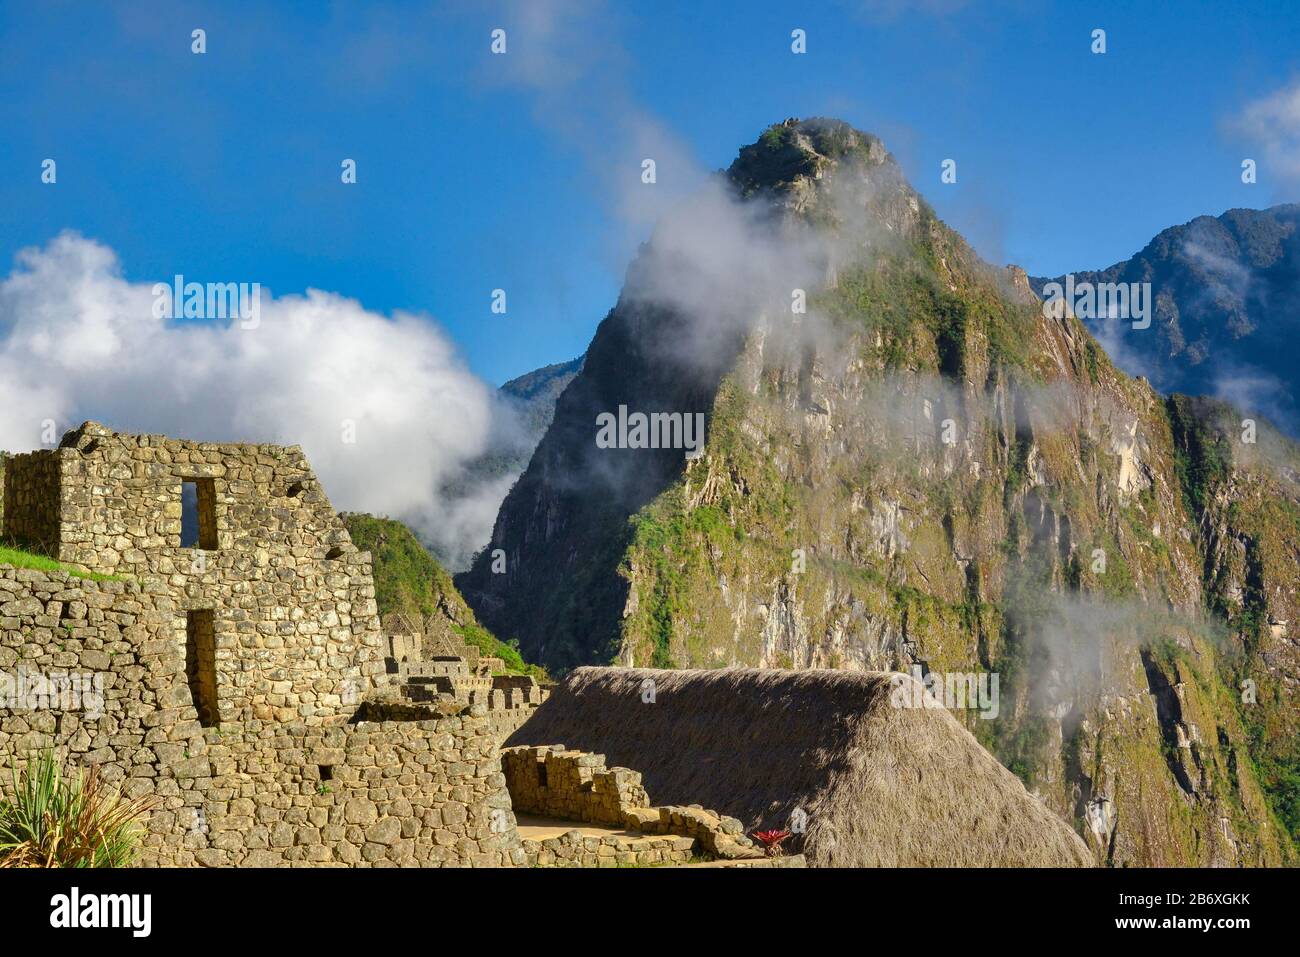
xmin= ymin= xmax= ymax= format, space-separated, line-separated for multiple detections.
xmin=1032 ymin=204 xmax=1300 ymax=436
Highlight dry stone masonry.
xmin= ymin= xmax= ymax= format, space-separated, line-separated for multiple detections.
xmin=143 ymin=718 xmax=522 ymax=867
xmin=502 ymin=744 xmax=768 ymax=863
xmin=0 ymin=423 xmax=521 ymax=866
xmin=504 ymin=745 xmax=649 ymax=825
xmin=520 ymin=823 xmax=698 ymax=868
xmin=0 ymin=555 xmax=521 ymax=867
xmin=363 ymin=612 xmax=548 ymax=742
xmin=0 ymin=422 xmax=781 ymax=868
xmin=381 ymin=612 xmax=547 ymax=720
xmin=3 ymin=422 xmax=386 ymax=725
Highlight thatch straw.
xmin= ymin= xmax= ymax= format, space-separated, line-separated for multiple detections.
xmin=507 ymin=667 xmax=1092 ymax=867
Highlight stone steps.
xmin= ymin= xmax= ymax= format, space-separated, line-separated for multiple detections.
xmin=516 ymin=815 xmax=698 ymax=867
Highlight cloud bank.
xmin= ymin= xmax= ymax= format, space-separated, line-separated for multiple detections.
xmin=0 ymin=231 xmax=505 ymax=563
xmin=1230 ymin=78 xmax=1300 ymax=195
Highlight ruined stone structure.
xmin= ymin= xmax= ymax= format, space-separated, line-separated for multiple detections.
xmin=377 ymin=612 xmax=547 ymax=737
xmin=508 ymin=667 xmax=1095 ymax=867
xmin=502 ymin=744 xmax=768 ymax=864
xmin=3 ymin=422 xmax=386 ymax=725
xmin=519 ymin=821 xmax=701 ymax=867
xmin=0 ymin=423 xmax=793 ymax=868
xmin=0 ymin=423 xmax=524 ymax=866
xmin=503 ymin=745 xmax=650 ymax=826
xmin=0 ymin=563 xmax=523 ymax=865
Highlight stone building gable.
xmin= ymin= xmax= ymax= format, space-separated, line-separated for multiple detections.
xmin=2 ymin=421 xmax=385 ymax=725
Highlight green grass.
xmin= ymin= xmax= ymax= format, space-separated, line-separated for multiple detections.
xmin=1166 ymin=394 xmax=1234 ymax=516
xmin=1245 ymin=723 xmax=1300 ymax=847
xmin=625 ymin=499 xmax=751 ymax=669
xmin=340 ymin=512 xmax=548 ymax=679
xmin=0 ymin=544 xmax=121 ymax=582
xmin=452 ymin=623 xmax=548 ymax=680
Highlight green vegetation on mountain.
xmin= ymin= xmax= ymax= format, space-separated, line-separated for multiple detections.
xmin=341 ymin=512 xmax=546 ymax=678
xmin=1167 ymin=394 xmax=1234 ymax=515
xmin=1161 ymin=394 xmax=1300 ymax=847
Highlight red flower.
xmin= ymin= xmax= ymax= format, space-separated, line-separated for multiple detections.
xmin=752 ymin=828 xmax=792 ymax=856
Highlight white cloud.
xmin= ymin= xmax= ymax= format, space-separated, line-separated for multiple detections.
xmin=475 ymin=0 xmax=705 ymax=242
xmin=0 ymin=231 xmax=501 ymax=560
xmin=1231 ymin=78 xmax=1300 ymax=192
xmin=1212 ymin=365 xmax=1296 ymax=429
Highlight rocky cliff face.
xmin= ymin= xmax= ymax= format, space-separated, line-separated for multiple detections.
xmin=431 ymin=357 xmax=583 ymax=572
xmin=458 ymin=118 xmax=1298 ymax=866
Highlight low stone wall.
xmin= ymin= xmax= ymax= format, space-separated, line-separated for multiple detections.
xmin=519 ymin=825 xmax=806 ymax=868
xmin=486 ymin=707 xmax=537 ymax=742
xmin=623 ymin=804 xmax=761 ymax=860
xmin=502 ymin=745 xmax=649 ymax=826
xmin=493 ymin=674 xmax=545 ymax=707
xmin=503 ymin=744 xmax=763 ymax=861
xmin=523 ymin=828 xmax=696 ymax=867
xmin=1 ymin=564 xmax=523 ymax=867
xmin=349 ymin=690 xmax=538 ymax=744
xmin=137 ymin=718 xmax=521 ymax=867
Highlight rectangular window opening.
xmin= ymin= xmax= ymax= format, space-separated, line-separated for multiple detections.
xmin=181 ymin=478 xmax=218 ymax=549
xmin=185 ymin=609 xmax=219 ymax=727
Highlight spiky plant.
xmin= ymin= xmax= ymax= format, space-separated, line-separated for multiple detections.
xmin=752 ymin=828 xmax=792 ymax=857
xmin=0 ymin=750 xmax=156 ymax=868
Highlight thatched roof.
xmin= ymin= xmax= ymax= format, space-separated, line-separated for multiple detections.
xmin=506 ymin=667 xmax=1092 ymax=867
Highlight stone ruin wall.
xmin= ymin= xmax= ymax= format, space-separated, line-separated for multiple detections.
xmin=503 ymin=744 xmax=649 ymax=826
xmin=501 ymin=744 xmax=768 ymax=864
xmin=3 ymin=422 xmax=387 ymax=725
xmin=0 ymin=557 xmax=773 ymax=868
xmin=0 ymin=564 xmax=523 ymax=866
xmin=379 ymin=612 xmax=548 ymax=740
xmin=0 ymin=422 xmax=699 ymax=867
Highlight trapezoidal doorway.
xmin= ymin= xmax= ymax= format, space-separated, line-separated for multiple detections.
xmin=185 ymin=609 xmax=219 ymax=726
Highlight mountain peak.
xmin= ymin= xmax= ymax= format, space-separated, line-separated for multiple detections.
xmin=726 ymin=117 xmax=895 ymax=198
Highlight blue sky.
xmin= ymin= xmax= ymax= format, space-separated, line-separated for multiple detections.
xmin=2 ymin=0 xmax=1297 ymax=386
